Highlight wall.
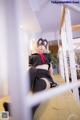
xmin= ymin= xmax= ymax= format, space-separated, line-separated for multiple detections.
xmin=0 ymin=1 xmax=8 ymax=97
xmin=49 ymin=45 xmax=58 ymax=55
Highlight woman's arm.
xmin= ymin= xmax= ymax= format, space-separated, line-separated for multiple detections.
xmin=29 ymin=56 xmax=32 ymax=66
xmin=47 ymin=53 xmax=54 ymax=79
xmin=49 ymin=63 xmax=54 ymax=80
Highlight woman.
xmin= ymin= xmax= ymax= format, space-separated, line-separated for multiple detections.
xmin=29 ymin=38 xmax=58 ymax=93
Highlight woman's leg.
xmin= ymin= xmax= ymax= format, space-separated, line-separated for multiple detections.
xmin=29 ymin=67 xmax=37 ymax=91
xmin=33 ymin=78 xmax=46 ymax=93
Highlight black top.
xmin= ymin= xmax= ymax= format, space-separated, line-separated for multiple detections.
xmin=29 ymin=53 xmax=51 ymax=68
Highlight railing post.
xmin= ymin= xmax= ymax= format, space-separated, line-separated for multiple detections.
xmin=61 ymin=24 xmax=70 ymax=83
xmin=65 ymin=8 xmax=79 ymax=102
xmin=6 ymin=0 xmax=31 ymax=120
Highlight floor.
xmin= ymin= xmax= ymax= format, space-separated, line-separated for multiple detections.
xmin=33 ymin=75 xmax=80 ymax=120
xmin=0 ymin=75 xmax=80 ymax=120
xmin=0 ymin=96 xmax=10 ymax=112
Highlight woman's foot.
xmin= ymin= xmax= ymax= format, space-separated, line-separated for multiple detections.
xmin=50 ymin=82 xmax=58 ymax=88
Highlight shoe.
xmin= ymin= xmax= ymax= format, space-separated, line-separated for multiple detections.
xmin=50 ymin=82 xmax=58 ymax=88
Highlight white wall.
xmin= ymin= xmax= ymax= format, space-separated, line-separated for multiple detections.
xmin=33 ymin=31 xmax=57 ymax=41
xmin=0 ymin=0 xmax=42 ymax=98
xmin=0 ymin=1 xmax=8 ymax=97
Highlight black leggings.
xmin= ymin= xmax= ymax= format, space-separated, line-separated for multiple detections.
xmin=29 ymin=67 xmax=54 ymax=93
xmin=29 ymin=67 xmax=57 ymax=119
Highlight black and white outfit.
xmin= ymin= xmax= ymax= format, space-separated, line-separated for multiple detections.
xmin=29 ymin=38 xmax=58 ymax=118
xmin=29 ymin=53 xmax=57 ymax=93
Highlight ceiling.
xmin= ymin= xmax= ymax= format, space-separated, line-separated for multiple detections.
xmin=36 ymin=3 xmax=61 ymax=32
xmin=19 ymin=0 xmax=41 ymax=33
xmin=29 ymin=0 xmax=80 ymax=33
